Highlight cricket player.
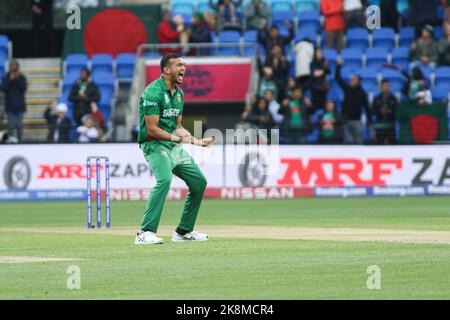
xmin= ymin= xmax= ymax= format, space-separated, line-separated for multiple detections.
xmin=135 ymin=53 xmax=214 ymax=245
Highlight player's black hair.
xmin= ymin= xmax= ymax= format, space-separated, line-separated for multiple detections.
xmin=381 ymin=79 xmax=390 ymax=85
xmin=160 ymin=53 xmax=182 ymax=72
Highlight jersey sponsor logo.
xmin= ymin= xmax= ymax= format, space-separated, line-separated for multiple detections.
xmin=164 ymin=93 xmax=170 ymax=105
xmin=142 ymin=100 xmax=157 ymax=107
xmin=162 ymin=108 xmax=180 ymax=117
xmin=177 ymin=93 xmax=182 ymax=103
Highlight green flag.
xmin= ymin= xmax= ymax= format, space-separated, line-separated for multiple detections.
xmin=396 ymin=101 xmax=449 ymax=144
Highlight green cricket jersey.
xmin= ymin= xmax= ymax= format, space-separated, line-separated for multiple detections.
xmin=138 ymin=75 xmax=184 ymax=149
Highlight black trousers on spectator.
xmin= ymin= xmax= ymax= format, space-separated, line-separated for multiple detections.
xmin=376 ymin=126 xmax=396 ymax=145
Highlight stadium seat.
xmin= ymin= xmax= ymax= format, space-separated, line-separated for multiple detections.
xmin=271 ymin=0 xmax=293 ymax=12
xmin=65 ymin=53 xmax=88 ymax=76
xmin=197 ymin=0 xmax=214 ymax=13
xmin=93 ymin=74 xmax=115 ymax=102
xmin=431 ymin=86 xmax=450 ymax=101
xmin=142 ymin=52 xmax=162 ymax=58
xmin=380 ymin=68 xmax=404 ymax=93
xmin=391 ymin=46 xmax=410 ymax=71
xmin=217 ymin=30 xmax=241 ymax=56
xmin=243 ymin=30 xmax=258 ymax=56
xmin=327 ymin=85 xmax=344 ymax=112
xmin=323 ymin=48 xmax=338 ymax=70
xmin=91 ymin=54 xmax=113 ymax=77
xmin=434 ymin=66 xmax=450 ymax=88
xmin=295 ymin=27 xmax=317 ymax=43
xmin=172 ymin=1 xmax=194 ymax=14
xmin=365 ymin=47 xmax=388 ymax=69
xmin=399 ymin=27 xmax=415 ymax=47
xmin=99 ymin=103 xmax=111 ymax=126
xmin=62 ymin=72 xmax=80 ymax=94
xmin=372 ymin=28 xmax=395 ymax=51
xmin=416 ymin=65 xmax=432 ymax=83
xmin=295 ymin=0 xmax=319 ymax=13
xmin=341 ymin=48 xmax=363 ymax=69
xmin=298 ymin=10 xmax=321 ymax=32
xmin=272 ymin=11 xmax=294 ymax=28
xmin=346 ymin=28 xmax=369 ymax=51
xmin=116 ymin=53 xmax=136 ymax=79
xmin=0 ymin=35 xmax=8 ymax=60
xmin=356 ymin=68 xmax=379 ymax=93
xmin=434 ymin=26 xmax=443 ymax=39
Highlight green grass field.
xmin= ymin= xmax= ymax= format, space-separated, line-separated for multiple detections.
xmin=0 ymin=197 xmax=449 ymax=299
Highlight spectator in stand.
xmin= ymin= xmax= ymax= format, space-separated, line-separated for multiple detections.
xmin=209 ymin=0 xmax=243 ymax=32
xmin=279 ymin=87 xmax=313 ymax=144
xmin=31 ymin=0 xmax=55 ymax=57
xmin=397 ymin=65 xmax=428 ymax=101
xmin=409 ymin=25 xmax=438 ymax=71
xmin=444 ymin=0 xmax=450 ymax=27
xmin=187 ymin=13 xmax=212 ymax=56
xmin=293 ymin=37 xmax=315 ymax=90
xmin=77 ymin=114 xmax=102 ymax=143
xmin=0 ymin=60 xmax=27 ymax=143
xmin=244 ymin=0 xmax=270 ymax=30
xmin=241 ymin=97 xmax=274 ymax=131
xmin=308 ymin=48 xmax=330 ymax=111
xmin=381 ymin=0 xmax=400 ymax=31
xmin=264 ymin=89 xmax=284 ymax=127
xmin=258 ymin=66 xmax=278 ymax=99
xmin=90 ymin=101 xmax=106 ymax=132
xmin=157 ymin=9 xmax=183 ymax=55
xmin=257 ymin=20 xmax=294 ymax=58
xmin=343 ymin=0 xmax=365 ymax=29
xmin=336 ymin=58 xmax=371 ymax=144
xmin=321 ymin=0 xmax=345 ymax=52
xmin=372 ymin=80 xmax=398 ymax=145
xmin=438 ymin=23 xmax=450 ymax=66
xmin=69 ymin=68 xmax=100 ymax=126
xmin=265 ymin=44 xmax=290 ymax=100
xmin=285 ymin=77 xmax=297 ymax=99
xmin=319 ymin=100 xmax=342 ymax=144
xmin=414 ymin=89 xmax=433 ymax=106
xmin=44 ymin=102 xmax=72 ymax=143
xmin=408 ymin=0 xmax=438 ymax=37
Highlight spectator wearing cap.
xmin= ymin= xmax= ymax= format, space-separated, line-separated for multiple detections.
xmin=244 ymin=0 xmax=270 ymax=30
xmin=336 ymin=57 xmax=371 ymax=144
xmin=257 ymin=20 xmax=294 ymax=59
xmin=69 ymin=68 xmax=100 ymax=126
xmin=44 ymin=101 xmax=72 ymax=143
xmin=157 ymin=9 xmax=184 ymax=55
xmin=321 ymin=0 xmax=345 ymax=52
xmin=0 ymin=59 xmax=27 ymax=142
xmin=209 ymin=0 xmax=243 ymax=32
xmin=372 ymin=80 xmax=398 ymax=145
xmin=409 ymin=25 xmax=439 ymax=71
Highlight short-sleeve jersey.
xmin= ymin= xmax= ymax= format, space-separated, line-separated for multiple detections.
xmin=138 ymin=75 xmax=184 ymax=149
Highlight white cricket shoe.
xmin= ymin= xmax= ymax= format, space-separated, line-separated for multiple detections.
xmin=134 ymin=231 xmax=164 ymax=245
xmin=172 ymin=230 xmax=209 ymax=243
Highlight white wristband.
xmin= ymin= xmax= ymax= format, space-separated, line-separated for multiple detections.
xmin=171 ymin=134 xmax=180 ymax=142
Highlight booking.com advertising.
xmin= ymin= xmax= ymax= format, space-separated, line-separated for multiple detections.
xmin=1 ymin=144 xmax=449 ymax=201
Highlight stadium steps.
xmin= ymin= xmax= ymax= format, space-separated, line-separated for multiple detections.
xmin=16 ymin=58 xmax=61 ymax=142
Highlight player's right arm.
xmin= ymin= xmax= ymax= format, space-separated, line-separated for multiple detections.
xmin=141 ymin=94 xmax=181 ymax=143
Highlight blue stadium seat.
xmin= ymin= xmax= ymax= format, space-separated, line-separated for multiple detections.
xmin=298 ymin=10 xmax=321 ymax=32
xmin=341 ymin=48 xmax=363 ymax=69
xmin=172 ymin=1 xmax=194 ymax=14
xmin=346 ymin=28 xmax=369 ymax=51
xmin=62 ymin=73 xmax=80 ymax=94
xmin=198 ymin=0 xmax=214 ymax=13
xmin=434 ymin=26 xmax=443 ymax=39
xmin=0 ymin=35 xmax=8 ymax=60
xmin=218 ymin=30 xmax=241 ymax=56
xmin=295 ymin=27 xmax=317 ymax=43
xmin=65 ymin=53 xmax=88 ymax=76
xmin=323 ymin=48 xmax=338 ymax=70
xmin=365 ymin=47 xmax=388 ymax=69
xmin=415 ymin=65 xmax=432 ymax=83
xmin=93 ymin=74 xmax=115 ymax=102
xmin=295 ymin=0 xmax=319 ymax=13
xmin=243 ymin=30 xmax=258 ymax=56
xmin=91 ymin=54 xmax=113 ymax=77
xmin=391 ymin=46 xmax=410 ymax=71
xmin=380 ymin=68 xmax=404 ymax=93
xmin=356 ymin=68 xmax=379 ymax=93
xmin=327 ymin=85 xmax=344 ymax=112
xmin=271 ymin=0 xmax=293 ymax=12
xmin=434 ymin=66 xmax=450 ymax=88
xmin=116 ymin=53 xmax=136 ymax=79
xmin=431 ymin=86 xmax=450 ymax=101
xmin=372 ymin=28 xmax=395 ymax=51
xmin=99 ymin=103 xmax=111 ymax=126
xmin=272 ymin=11 xmax=294 ymax=28
xmin=399 ymin=27 xmax=414 ymax=47
xmin=142 ymin=52 xmax=162 ymax=58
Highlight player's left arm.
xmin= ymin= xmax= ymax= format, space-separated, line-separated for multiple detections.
xmin=175 ymin=115 xmax=214 ymax=147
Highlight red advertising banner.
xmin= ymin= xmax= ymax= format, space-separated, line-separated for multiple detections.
xmin=145 ymin=57 xmax=252 ymax=102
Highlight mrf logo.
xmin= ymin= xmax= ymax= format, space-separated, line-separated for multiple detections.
xmin=277 ymin=158 xmax=403 ymax=186
xmin=180 ymin=66 xmax=214 ymax=97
